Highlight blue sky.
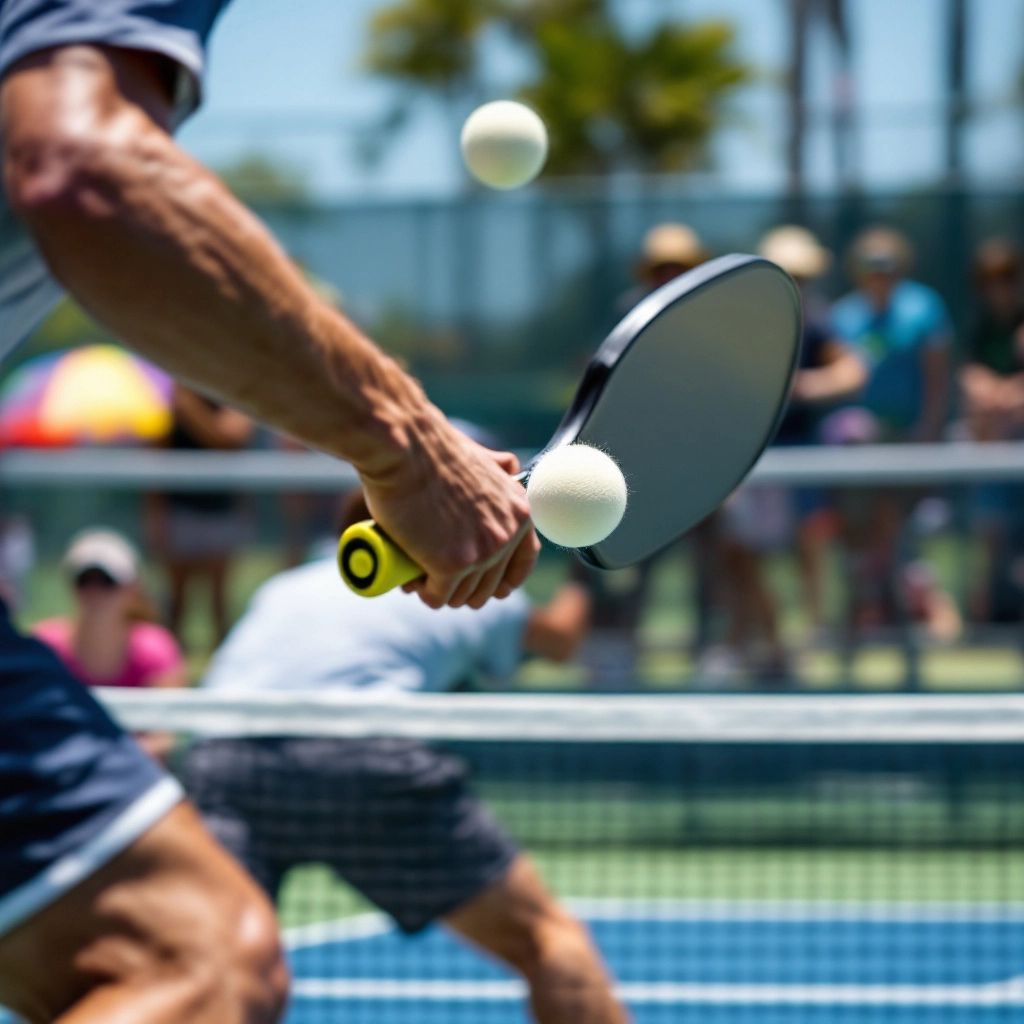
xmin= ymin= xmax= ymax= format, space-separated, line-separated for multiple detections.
xmin=178 ymin=0 xmax=1024 ymax=198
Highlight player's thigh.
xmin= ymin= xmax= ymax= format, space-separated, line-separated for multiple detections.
xmin=315 ymin=739 xmax=517 ymax=935
xmin=0 ymin=802 xmax=286 ymax=1022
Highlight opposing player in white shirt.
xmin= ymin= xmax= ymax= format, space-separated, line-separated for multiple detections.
xmin=190 ymin=490 xmax=628 ymax=1024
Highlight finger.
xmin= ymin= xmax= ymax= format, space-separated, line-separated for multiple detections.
xmin=494 ymin=581 xmax=514 ymax=600
xmin=499 ymin=528 xmax=540 ymax=594
xmin=492 ymin=449 xmax=520 ymax=475
xmin=447 ymin=569 xmax=485 ymax=609
xmin=466 ymin=552 xmax=515 ymax=609
xmin=413 ymin=572 xmax=460 ymax=610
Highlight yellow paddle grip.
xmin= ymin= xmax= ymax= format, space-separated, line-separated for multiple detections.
xmin=337 ymin=520 xmax=422 ymax=597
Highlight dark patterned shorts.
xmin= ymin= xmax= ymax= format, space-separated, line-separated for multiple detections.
xmin=183 ymin=736 xmax=518 ymax=933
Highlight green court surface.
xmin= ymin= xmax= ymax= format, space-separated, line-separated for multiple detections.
xmin=278 ymin=847 xmax=1024 ymax=930
xmin=16 ymin=543 xmax=1024 ymax=691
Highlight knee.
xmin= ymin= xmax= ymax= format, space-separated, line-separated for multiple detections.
xmin=166 ymin=878 xmax=289 ymax=1023
xmin=498 ymin=906 xmax=596 ymax=982
xmin=221 ymin=891 xmax=290 ymax=1023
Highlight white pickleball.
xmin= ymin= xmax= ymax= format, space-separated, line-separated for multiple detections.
xmin=460 ymin=101 xmax=548 ymax=190
xmin=526 ymin=444 xmax=628 ymax=549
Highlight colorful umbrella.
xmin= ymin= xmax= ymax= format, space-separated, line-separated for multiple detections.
xmin=0 ymin=345 xmax=173 ymax=447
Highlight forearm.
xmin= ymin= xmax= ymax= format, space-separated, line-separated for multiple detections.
xmin=792 ymin=343 xmax=866 ymax=405
xmin=2 ymin=48 xmax=423 ymax=472
xmin=4 ymin=46 xmax=539 ymax=608
xmin=794 ymin=361 xmax=860 ymax=404
xmin=524 ymin=583 xmax=591 ymax=661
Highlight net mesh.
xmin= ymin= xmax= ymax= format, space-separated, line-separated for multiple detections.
xmin=63 ymin=694 xmax=1024 ymax=1021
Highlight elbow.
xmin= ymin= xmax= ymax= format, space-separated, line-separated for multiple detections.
xmin=8 ymin=134 xmax=111 ymax=228
xmin=6 ymin=123 xmax=130 ymax=233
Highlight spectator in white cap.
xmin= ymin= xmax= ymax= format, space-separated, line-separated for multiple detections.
xmin=33 ymin=529 xmax=186 ymax=756
xmin=827 ymin=226 xmax=959 ymax=640
xmin=637 ymin=222 xmax=707 ymax=291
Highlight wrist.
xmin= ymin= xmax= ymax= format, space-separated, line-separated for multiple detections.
xmin=331 ymin=350 xmax=438 ymax=484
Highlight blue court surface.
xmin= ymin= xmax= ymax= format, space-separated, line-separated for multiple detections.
xmin=283 ymin=900 xmax=1024 ymax=1023
xmin=2 ymin=900 xmax=1021 ymax=1023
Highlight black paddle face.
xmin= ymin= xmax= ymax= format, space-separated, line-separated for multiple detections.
xmin=545 ymin=254 xmax=801 ymax=570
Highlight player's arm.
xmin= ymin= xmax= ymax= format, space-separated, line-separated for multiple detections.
xmin=522 ymin=582 xmax=591 ymax=663
xmin=1 ymin=45 xmax=537 ymax=608
xmin=790 ymin=339 xmax=866 ymax=405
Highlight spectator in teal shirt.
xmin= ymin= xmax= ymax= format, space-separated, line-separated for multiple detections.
xmin=826 ymin=227 xmax=960 ymax=643
xmin=831 ymin=226 xmax=952 ymax=441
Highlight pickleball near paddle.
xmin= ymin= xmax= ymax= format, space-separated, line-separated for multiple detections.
xmin=526 ymin=444 xmax=628 ymax=548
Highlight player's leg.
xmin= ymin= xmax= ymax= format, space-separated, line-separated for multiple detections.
xmin=445 ymin=855 xmax=628 ymax=1024
xmin=164 ymin=557 xmax=191 ymax=641
xmin=310 ymin=738 xmax=629 ymax=1023
xmin=205 ymin=555 xmax=233 ymax=646
xmin=796 ymin=508 xmax=830 ymax=632
xmin=0 ymin=804 xmax=287 ymax=1024
xmin=0 ymin=613 xmax=288 ymax=1024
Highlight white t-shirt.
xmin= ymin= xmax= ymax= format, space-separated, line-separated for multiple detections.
xmin=202 ymin=558 xmax=532 ymax=694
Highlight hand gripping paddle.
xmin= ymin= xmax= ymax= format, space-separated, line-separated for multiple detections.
xmin=339 ymin=254 xmax=801 ymax=596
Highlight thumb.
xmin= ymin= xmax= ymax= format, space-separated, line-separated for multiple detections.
xmin=492 ymin=449 xmax=521 ymax=476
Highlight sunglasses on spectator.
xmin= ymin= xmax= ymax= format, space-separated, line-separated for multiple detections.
xmin=858 ymin=254 xmax=900 ymax=275
xmin=978 ymin=267 xmax=1018 ymax=284
xmin=73 ymin=568 xmax=120 ymax=591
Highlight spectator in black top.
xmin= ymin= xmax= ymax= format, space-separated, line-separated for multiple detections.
xmin=960 ymin=239 xmax=1024 ymax=622
xmin=148 ymin=383 xmax=254 ymax=649
xmin=961 ymin=239 xmax=1024 ymax=436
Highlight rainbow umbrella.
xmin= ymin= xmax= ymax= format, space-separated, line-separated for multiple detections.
xmin=0 ymin=345 xmax=173 ymax=447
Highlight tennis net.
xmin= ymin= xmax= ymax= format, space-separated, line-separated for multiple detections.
xmin=103 ymin=692 xmax=1024 ymax=1022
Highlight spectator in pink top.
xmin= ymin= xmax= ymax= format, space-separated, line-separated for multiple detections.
xmin=33 ymin=529 xmax=186 ymax=759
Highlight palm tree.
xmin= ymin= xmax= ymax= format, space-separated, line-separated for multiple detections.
xmin=365 ymin=0 xmax=496 ymax=148
xmin=521 ymin=16 xmax=746 ymax=175
xmin=366 ymin=0 xmax=749 ymax=178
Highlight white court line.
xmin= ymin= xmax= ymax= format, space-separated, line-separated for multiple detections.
xmin=565 ymin=898 xmax=1024 ymax=922
xmin=292 ymin=976 xmax=1024 ymax=1006
xmin=285 ymin=913 xmax=391 ymax=949
xmin=285 ymin=899 xmax=1024 ymax=948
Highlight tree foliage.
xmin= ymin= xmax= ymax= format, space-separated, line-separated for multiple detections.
xmin=365 ymin=0 xmax=497 ymax=93
xmin=365 ymin=0 xmax=748 ymax=175
xmin=217 ymin=153 xmax=310 ymax=205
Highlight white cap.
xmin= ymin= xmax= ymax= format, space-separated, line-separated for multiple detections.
xmin=63 ymin=529 xmax=139 ymax=585
xmin=759 ymin=225 xmax=831 ymax=279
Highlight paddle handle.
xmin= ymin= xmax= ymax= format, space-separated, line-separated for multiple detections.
xmin=337 ymin=520 xmax=422 ymax=597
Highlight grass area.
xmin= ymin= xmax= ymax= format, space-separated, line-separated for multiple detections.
xmin=278 ymin=848 xmax=1024 ymax=929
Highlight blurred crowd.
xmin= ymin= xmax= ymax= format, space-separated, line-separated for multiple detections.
xmin=3 ymin=221 xmax=1024 ymax=694
xmin=577 ymin=220 xmax=1024 ymax=687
